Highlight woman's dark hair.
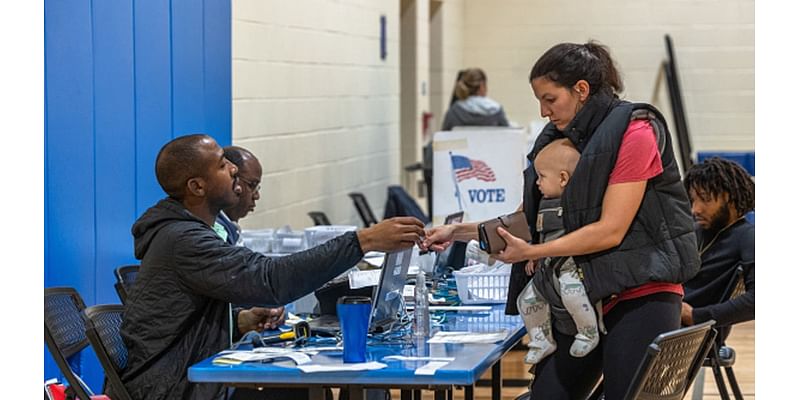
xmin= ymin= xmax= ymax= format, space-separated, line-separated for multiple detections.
xmin=683 ymin=157 xmax=755 ymax=217
xmin=529 ymin=41 xmax=623 ymax=96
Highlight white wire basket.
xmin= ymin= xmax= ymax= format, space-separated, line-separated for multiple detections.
xmin=453 ymin=269 xmax=511 ymax=304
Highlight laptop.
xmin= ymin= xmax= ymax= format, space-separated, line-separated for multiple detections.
xmin=308 ymin=247 xmax=413 ymax=336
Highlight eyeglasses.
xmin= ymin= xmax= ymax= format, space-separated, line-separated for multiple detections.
xmin=237 ymin=176 xmax=261 ymax=193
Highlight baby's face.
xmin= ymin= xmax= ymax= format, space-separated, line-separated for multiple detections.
xmin=535 ymin=165 xmax=565 ymax=199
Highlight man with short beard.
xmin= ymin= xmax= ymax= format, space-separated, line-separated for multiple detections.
xmin=681 ymin=157 xmax=755 ymax=331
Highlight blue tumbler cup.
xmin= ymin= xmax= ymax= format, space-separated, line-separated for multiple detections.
xmin=337 ymin=296 xmax=372 ymax=363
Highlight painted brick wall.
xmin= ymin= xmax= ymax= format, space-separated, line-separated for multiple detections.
xmin=429 ymin=0 xmax=466 ymax=135
xmin=232 ymin=0 xmax=401 ymax=229
xmin=462 ymin=0 xmax=754 ymax=153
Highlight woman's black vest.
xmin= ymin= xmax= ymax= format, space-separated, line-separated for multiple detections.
xmin=504 ymin=92 xmax=699 ymax=314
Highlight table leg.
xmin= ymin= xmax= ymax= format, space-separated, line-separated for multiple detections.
xmin=434 ymin=389 xmax=447 ymax=400
xmin=464 ymin=385 xmax=474 ymax=400
xmin=401 ymin=389 xmax=413 ymax=400
xmin=309 ymin=387 xmax=326 ymax=400
xmin=413 ymin=389 xmax=422 ymax=400
xmin=347 ymin=385 xmax=366 ymax=400
xmin=492 ymin=361 xmax=502 ymax=400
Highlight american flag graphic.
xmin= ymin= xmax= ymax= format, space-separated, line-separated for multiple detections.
xmin=451 ymin=154 xmax=496 ymax=182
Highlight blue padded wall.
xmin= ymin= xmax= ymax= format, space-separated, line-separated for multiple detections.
xmin=44 ymin=0 xmax=231 ymax=391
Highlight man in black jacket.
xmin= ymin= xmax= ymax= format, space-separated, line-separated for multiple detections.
xmin=118 ymin=134 xmax=425 ymax=400
xmin=682 ymin=157 xmax=755 ymax=329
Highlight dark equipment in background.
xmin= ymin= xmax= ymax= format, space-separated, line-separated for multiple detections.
xmin=662 ymin=34 xmax=694 ymax=174
xmin=308 ymin=211 xmax=332 ymax=226
xmin=348 ymin=192 xmax=379 ymax=227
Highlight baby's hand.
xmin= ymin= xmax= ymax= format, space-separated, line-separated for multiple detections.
xmin=524 ymin=260 xmax=537 ymax=276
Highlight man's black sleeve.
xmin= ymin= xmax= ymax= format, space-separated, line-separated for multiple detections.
xmin=692 ymin=262 xmax=754 ymax=327
xmin=174 ymin=228 xmax=365 ymax=307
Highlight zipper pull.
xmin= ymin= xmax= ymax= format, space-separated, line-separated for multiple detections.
xmin=557 ymin=207 xmax=563 ymax=217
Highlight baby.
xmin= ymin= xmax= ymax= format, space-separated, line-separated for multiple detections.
xmin=517 ymin=138 xmax=600 ymax=364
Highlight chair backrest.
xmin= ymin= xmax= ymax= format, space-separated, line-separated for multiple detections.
xmin=348 ymin=192 xmax=378 ymax=227
xmin=308 ymin=211 xmax=332 ymax=226
xmin=44 ymin=287 xmax=94 ymax=399
xmin=624 ymin=320 xmax=717 ymax=400
xmin=720 ymin=264 xmax=747 ymax=304
xmin=710 ymin=263 xmax=749 ymax=348
xmin=113 ymin=264 xmax=140 ymax=304
xmin=83 ymin=305 xmax=133 ymax=400
xmin=383 ymin=185 xmax=431 ymax=225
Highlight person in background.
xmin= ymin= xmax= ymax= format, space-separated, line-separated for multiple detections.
xmin=681 ymin=157 xmax=755 ymax=333
xmin=118 ymin=134 xmax=425 ymax=400
xmin=213 ymin=146 xmax=287 ymax=372
xmin=441 ymin=67 xmax=510 ymax=131
xmin=423 ymin=42 xmax=699 ymax=399
xmin=216 ymin=146 xmax=262 ymax=247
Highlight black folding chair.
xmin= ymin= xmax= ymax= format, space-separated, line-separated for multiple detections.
xmin=574 ymin=321 xmax=717 ymax=400
xmin=624 ymin=320 xmax=717 ymax=400
xmin=308 ymin=211 xmax=332 ymax=226
xmin=113 ymin=264 xmax=139 ymax=305
xmin=83 ymin=305 xmax=133 ymax=400
xmin=44 ymin=287 xmax=96 ymax=400
xmin=348 ymin=192 xmax=378 ymax=227
xmin=695 ymin=264 xmax=748 ymax=400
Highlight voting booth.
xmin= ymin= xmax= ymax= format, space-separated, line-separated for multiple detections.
xmin=431 ymin=128 xmax=527 ymax=225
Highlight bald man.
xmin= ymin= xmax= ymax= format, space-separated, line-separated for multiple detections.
xmin=118 ymin=134 xmax=425 ymax=400
xmin=215 ymin=146 xmax=262 ymax=246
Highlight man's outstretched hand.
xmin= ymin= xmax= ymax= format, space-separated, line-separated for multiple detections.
xmin=357 ymin=216 xmax=425 ymax=253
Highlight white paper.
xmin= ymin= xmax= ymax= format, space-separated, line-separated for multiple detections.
xmin=298 ymin=361 xmax=388 ymax=373
xmin=382 ymin=356 xmax=455 ymax=362
xmin=403 ymin=285 xmax=415 ymax=298
xmin=415 ymin=361 xmax=450 ymax=375
xmin=428 ymin=306 xmax=492 ymax=312
xmin=295 ymin=346 xmax=342 ymax=354
xmin=212 ymin=350 xmax=312 ymax=365
xmin=348 ymin=269 xmax=381 ymax=289
xmin=427 ymin=330 xmax=509 ymax=344
xmin=363 ymin=252 xmax=385 ymax=267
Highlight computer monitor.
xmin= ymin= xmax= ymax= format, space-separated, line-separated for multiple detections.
xmin=369 ymin=247 xmax=413 ymax=333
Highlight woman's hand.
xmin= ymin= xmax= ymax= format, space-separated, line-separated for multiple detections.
xmin=494 ymin=227 xmax=535 ymax=264
xmin=421 ymin=224 xmax=457 ymax=252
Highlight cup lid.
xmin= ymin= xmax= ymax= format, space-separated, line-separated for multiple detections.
xmin=337 ymin=295 xmax=371 ymax=305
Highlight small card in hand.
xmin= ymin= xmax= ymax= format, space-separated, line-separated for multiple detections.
xmin=477 ymin=211 xmax=532 ymax=254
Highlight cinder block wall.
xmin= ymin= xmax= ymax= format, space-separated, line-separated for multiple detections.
xmin=461 ymin=0 xmax=754 ymax=153
xmin=232 ymin=0 xmax=401 ymax=229
xmin=429 ymin=0 xmax=466 ymax=132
